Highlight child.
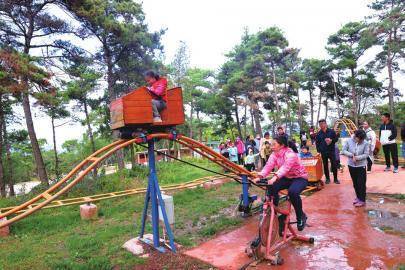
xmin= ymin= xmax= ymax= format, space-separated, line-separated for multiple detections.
xmin=300 ymin=146 xmax=313 ymax=158
xmin=244 ymin=147 xmax=259 ymax=172
xmin=228 ymin=143 xmax=239 ymax=163
xmin=144 ymin=70 xmax=167 ymax=122
xmin=263 ymin=141 xmax=272 ymax=163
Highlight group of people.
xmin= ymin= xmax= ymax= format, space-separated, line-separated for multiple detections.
xmin=218 ymin=127 xmax=291 ymax=172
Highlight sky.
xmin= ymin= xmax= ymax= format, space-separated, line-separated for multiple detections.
xmin=28 ymin=0 xmax=403 ymax=149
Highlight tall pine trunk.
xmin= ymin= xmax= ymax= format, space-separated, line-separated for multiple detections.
xmin=51 ymin=115 xmax=60 ymax=179
xmin=250 ymin=107 xmax=256 ymax=135
xmin=387 ymin=33 xmax=395 ymax=119
xmin=233 ymin=97 xmax=242 ymax=138
xmin=309 ymin=89 xmax=314 ymax=126
xmin=22 ymin=92 xmax=48 ymax=185
xmin=0 ymin=97 xmax=5 ymax=197
xmin=316 ymin=87 xmax=322 ymax=124
xmin=324 ymin=97 xmax=329 ymax=120
xmin=297 ymin=88 xmax=303 ymax=129
xmin=251 ymin=99 xmax=262 ymax=136
xmin=2 ymin=119 xmax=14 ymax=196
xmin=105 ymin=47 xmax=125 ymax=170
xmin=271 ymin=67 xmax=280 ymax=125
xmin=350 ymin=68 xmax=358 ymax=124
xmin=84 ymin=99 xmax=96 ymax=153
xmin=189 ymin=100 xmax=193 ymax=139
xmin=23 ymin=31 xmax=48 ymax=185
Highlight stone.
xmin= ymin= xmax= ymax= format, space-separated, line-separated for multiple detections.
xmin=79 ymin=203 xmax=98 ymax=220
xmin=123 ymin=238 xmax=144 ymax=255
xmin=0 ymin=217 xmax=10 ymax=237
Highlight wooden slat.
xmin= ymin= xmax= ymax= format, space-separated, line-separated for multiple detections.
xmin=42 ymin=192 xmax=52 ymax=200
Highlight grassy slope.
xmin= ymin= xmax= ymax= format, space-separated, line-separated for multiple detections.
xmin=0 ymin=159 xmax=247 ymax=270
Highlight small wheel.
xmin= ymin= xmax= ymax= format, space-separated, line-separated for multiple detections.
xmin=309 ymin=237 xmax=315 ymax=244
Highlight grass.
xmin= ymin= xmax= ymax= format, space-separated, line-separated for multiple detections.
xmin=0 ymin=159 xmax=246 ymax=270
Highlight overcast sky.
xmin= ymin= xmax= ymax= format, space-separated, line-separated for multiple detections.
xmin=30 ymin=0 xmax=403 ymax=149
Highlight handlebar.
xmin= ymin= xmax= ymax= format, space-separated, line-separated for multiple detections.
xmin=255 ymin=178 xmax=273 ymax=187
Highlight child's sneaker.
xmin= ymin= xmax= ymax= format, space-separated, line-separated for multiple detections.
xmin=354 ymin=201 xmax=366 ymax=207
xmin=384 ymin=166 xmax=391 ymax=172
xmin=393 ymin=167 xmax=399 ymax=173
xmin=153 ymin=117 xmax=162 ymax=123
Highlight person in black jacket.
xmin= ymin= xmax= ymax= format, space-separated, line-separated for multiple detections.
xmin=316 ymin=119 xmax=340 ymax=184
xmin=379 ymin=113 xmax=399 ymax=173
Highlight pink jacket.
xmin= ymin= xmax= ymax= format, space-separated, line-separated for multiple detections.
xmin=259 ymin=147 xmax=308 ymax=180
xmin=235 ymin=139 xmax=245 ymax=154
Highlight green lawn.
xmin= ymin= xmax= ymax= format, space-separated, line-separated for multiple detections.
xmin=0 ymin=158 xmax=249 ymax=270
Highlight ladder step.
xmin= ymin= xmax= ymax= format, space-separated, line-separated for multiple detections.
xmin=42 ymin=192 xmax=52 ymax=200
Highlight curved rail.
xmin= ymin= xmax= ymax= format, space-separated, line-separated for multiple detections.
xmin=333 ymin=118 xmax=357 ymax=136
xmin=0 ymin=174 xmax=234 ymax=214
xmin=0 ymin=133 xmax=256 ymax=228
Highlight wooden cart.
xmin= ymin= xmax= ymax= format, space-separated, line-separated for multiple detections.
xmin=301 ymin=154 xmax=324 ymax=190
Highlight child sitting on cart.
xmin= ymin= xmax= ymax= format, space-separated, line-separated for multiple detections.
xmin=254 ymin=136 xmax=309 ymax=231
xmin=144 ymin=70 xmax=168 ymax=123
xmin=299 ymin=146 xmax=313 ymax=158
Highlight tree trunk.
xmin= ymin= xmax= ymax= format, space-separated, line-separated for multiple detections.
xmin=350 ymin=68 xmax=358 ymax=124
xmin=0 ymin=96 xmax=6 ymax=197
xmin=331 ymin=75 xmax=341 ymax=118
xmin=387 ymin=33 xmax=395 ymax=120
xmin=51 ymin=115 xmax=60 ymax=179
xmin=250 ymin=107 xmax=256 ymax=135
xmin=297 ymin=88 xmax=303 ymax=129
xmin=251 ymin=99 xmax=263 ymax=136
xmin=130 ymin=144 xmax=136 ymax=168
xmin=3 ymin=120 xmax=14 ymax=196
xmin=324 ymin=97 xmax=329 ymax=120
xmin=316 ymin=87 xmax=322 ymax=124
xmin=233 ymin=97 xmax=242 ymax=138
xmin=196 ymin=110 xmax=203 ymax=142
xmin=271 ymin=67 xmax=280 ymax=125
xmin=309 ymin=89 xmax=314 ymax=126
xmin=84 ymin=99 xmax=96 ymax=153
xmin=189 ymin=100 xmax=194 ymax=139
xmin=22 ymin=92 xmax=48 ymax=185
xmin=244 ymin=96 xmax=248 ymax=138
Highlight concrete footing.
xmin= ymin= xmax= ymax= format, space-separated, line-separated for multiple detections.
xmin=0 ymin=217 xmax=10 ymax=237
xmin=80 ymin=203 xmax=98 ymax=220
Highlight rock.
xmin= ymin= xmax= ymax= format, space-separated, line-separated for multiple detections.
xmin=122 ymin=238 xmax=144 ymax=255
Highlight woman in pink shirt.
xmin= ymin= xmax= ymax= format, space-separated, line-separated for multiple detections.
xmin=254 ymin=136 xmax=309 ymax=231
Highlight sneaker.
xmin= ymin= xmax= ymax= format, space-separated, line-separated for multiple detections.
xmin=334 ymin=179 xmax=340 ymax=184
xmin=297 ymin=213 xmax=307 ymax=231
xmin=153 ymin=117 xmax=162 ymax=123
xmin=325 ymin=179 xmax=330 ymax=184
xmin=353 ymin=198 xmax=360 ymax=205
xmin=354 ymin=201 xmax=366 ymax=207
xmin=393 ymin=167 xmax=399 ymax=173
xmin=384 ymin=167 xmax=391 ymax=172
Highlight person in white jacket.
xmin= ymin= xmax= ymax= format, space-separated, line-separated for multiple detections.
xmin=362 ymin=121 xmax=376 ymax=172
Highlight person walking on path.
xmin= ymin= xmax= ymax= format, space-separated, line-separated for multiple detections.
xmin=316 ymin=119 xmax=340 ymax=184
xmin=235 ymin=137 xmax=245 ymax=165
xmin=362 ymin=121 xmax=376 ymax=172
xmin=277 ymin=126 xmax=289 ymax=142
xmin=379 ymin=113 xmax=399 ymax=173
xmin=341 ymin=130 xmax=369 ymax=207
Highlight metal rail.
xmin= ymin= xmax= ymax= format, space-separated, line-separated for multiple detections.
xmin=0 ymin=133 xmax=257 ymax=228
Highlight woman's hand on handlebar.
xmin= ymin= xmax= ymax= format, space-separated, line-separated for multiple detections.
xmin=267 ymin=175 xmax=278 ymax=185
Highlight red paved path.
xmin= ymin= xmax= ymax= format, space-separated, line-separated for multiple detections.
xmin=184 ymin=160 xmax=405 ymax=270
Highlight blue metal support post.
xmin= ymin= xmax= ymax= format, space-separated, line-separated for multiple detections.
xmin=241 ymin=174 xmax=250 ymax=215
xmin=139 ymin=138 xmax=176 ymax=252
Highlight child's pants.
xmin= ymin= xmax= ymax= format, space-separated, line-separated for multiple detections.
xmin=152 ymin=99 xmax=166 ymax=118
